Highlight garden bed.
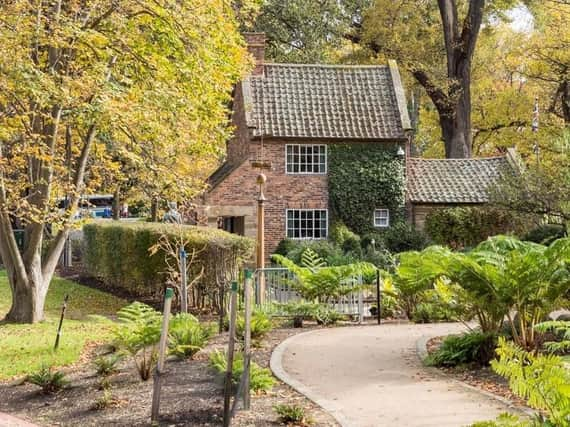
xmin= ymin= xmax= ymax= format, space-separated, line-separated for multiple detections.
xmin=426 ymin=336 xmax=527 ymax=408
xmin=0 ymin=324 xmax=339 ymax=426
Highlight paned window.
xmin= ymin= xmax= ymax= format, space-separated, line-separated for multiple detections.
xmin=286 ymin=209 xmax=328 ymax=239
xmin=286 ymin=145 xmax=327 ymax=174
xmin=373 ymin=209 xmax=390 ymax=228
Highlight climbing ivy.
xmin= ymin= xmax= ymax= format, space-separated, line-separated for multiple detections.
xmin=328 ymin=143 xmax=406 ymax=235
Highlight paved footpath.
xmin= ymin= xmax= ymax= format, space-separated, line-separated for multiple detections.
xmin=0 ymin=413 xmax=39 ymax=427
xmin=271 ymin=323 xmax=519 ymax=427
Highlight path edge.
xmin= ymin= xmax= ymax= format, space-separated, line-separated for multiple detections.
xmin=270 ymin=328 xmax=353 ymax=427
xmin=416 ymin=335 xmax=535 ymax=418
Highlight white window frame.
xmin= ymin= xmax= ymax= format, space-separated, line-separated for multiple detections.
xmin=373 ymin=209 xmax=390 ymax=228
xmin=285 ymin=144 xmax=327 ymax=174
xmin=286 ymin=209 xmax=328 ymax=240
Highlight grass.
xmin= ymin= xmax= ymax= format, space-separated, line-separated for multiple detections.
xmin=0 ymin=270 xmax=126 ymax=380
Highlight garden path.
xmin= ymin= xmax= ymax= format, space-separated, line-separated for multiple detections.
xmin=0 ymin=412 xmax=39 ymax=427
xmin=271 ymin=323 xmax=518 ymax=427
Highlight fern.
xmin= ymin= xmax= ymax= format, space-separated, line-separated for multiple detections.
xmin=535 ymin=321 xmax=570 ymax=354
xmin=491 ymin=337 xmax=570 ymax=426
xmin=300 ymin=248 xmax=327 ymax=271
xmin=113 ymin=302 xmax=162 ymax=381
xmin=209 ymin=349 xmax=276 ymax=393
xmin=168 ymin=313 xmax=212 ymax=359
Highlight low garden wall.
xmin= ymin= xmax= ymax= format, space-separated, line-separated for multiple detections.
xmin=82 ymin=221 xmax=255 ymax=303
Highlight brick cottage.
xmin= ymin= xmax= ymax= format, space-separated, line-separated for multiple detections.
xmin=201 ymin=33 xmax=518 ymax=261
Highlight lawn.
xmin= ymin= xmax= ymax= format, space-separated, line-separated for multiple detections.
xmin=0 ymin=270 xmax=127 ymax=380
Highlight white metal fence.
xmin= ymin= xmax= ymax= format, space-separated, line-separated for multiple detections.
xmin=254 ymin=267 xmax=366 ymax=319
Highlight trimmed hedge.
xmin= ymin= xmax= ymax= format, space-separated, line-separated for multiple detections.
xmin=424 ymin=206 xmax=530 ymax=249
xmin=83 ymin=221 xmax=254 ymax=298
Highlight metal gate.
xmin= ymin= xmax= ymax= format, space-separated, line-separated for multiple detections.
xmin=254 ymin=267 xmax=365 ymax=319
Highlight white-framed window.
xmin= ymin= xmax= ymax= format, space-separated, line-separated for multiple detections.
xmin=286 ymin=209 xmax=328 ymax=239
xmin=286 ymin=144 xmax=327 ymax=174
xmin=373 ymin=209 xmax=390 ymax=228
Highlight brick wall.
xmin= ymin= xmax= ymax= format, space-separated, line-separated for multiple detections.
xmin=206 ymin=139 xmax=329 ymax=260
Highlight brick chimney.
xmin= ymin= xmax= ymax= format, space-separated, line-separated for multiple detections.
xmin=243 ymin=32 xmax=265 ymax=76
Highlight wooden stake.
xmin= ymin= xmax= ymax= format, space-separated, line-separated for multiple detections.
xmin=151 ymin=288 xmax=174 ymax=423
xmin=223 ymin=281 xmax=238 ymax=427
xmin=243 ymin=270 xmax=252 ymax=410
xmin=54 ymin=295 xmax=69 ymax=351
xmin=180 ymin=248 xmax=188 ymax=313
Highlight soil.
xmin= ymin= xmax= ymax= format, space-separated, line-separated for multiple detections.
xmin=426 ymin=336 xmax=527 ymax=408
xmin=0 ymin=324 xmax=339 ymax=427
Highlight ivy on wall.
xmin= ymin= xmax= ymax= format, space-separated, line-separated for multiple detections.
xmin=328 ymin=143 xmax=406 ymax=235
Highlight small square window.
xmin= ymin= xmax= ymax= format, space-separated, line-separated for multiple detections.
xmin=374 ymin=209 xmax=390 ymax=228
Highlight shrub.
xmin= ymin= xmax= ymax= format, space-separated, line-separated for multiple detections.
xmin=92 ymin=390 xmax=120 ymax=411
xmin=168 ymin=313 xmax=212 ymax=359
xmin=83 ymin=221 xmax=254 ymax=299
xmin=329 ymin=222 xmax=361 ymax=254
xmin=313 ymin=305 xmax=345 ymax=325
xmin=281 ymin=240 xmax=345 ymax=266
xmin=93 ymin=354 xmax=122 ymax=376
xmin=523 ymin=224 xmax=567 ymax=245
xmin=209 ymin=350 xmax=276 ymax=393
xmin=426 ymin=332 xmax=498 ymax=367
xmin=113 ymin=302 xmax=162 ymax=381
xmin=274 ymin=404 xmax=313 ymax=425
xmin=411 ymin=301 xmax=459 ymax=324
xmin=425 ymin=206 xmax=529 ymax=249
xmin=237 ymin=310 xmax=272 ymax=343
xmin=383 ymin=222 xmax=429 ymax=253
xmin=274 ymin=239 xmax=298 ymax=257
xmin=27 ymin=366 xmax=69 ymax=394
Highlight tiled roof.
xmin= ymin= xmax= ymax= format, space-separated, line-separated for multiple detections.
xmin=245 ymin=63 xmax=411 ymax=140
xmin=407 ymin=156 xmax=513 ymax=204
xmin=208 ymin=161 xmax=241 ymax=189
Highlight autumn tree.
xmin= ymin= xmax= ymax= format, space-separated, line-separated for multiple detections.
xmin=249 ymin=0 xmax=369 ymax=63
xmin=524 ymin=1 xmax=570 ymax=125
xmin=0 ymin=0 xmax=250 ymax=323
xmin=358 ymin=0 xmax=525 ymax=158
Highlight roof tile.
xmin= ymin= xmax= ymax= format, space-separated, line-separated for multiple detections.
xmin=249 ymin=64 xmax=407 ymax=140
xmin=407 ymin=156 xmax=513 ymax=204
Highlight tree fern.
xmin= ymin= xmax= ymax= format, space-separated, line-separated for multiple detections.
xmin=300 ymin=248 xmax=327 ymax=271
xmin=535 ymin=321 xmax=570 ymax=354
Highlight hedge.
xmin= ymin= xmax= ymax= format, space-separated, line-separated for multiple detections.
xmin=83 ymin=221 xmax=255 ymax=299
xmin=424 ymin=206 xmax=531 ymax=249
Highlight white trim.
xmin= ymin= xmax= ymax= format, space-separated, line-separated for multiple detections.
xmin=285 ymin=144 xmax=327 ymax=175
xmin=373 ymin=209 xmax=390 ymax=228
xmin=286 ymin=209 xmax=328 ymax=240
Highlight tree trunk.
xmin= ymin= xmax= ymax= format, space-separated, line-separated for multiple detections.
xmin=561 ymin=79 xmax=570 ymax=125
xmin=113 ymin=187 xmax=121 ymax=220
xmin=439 ymin=73 xmax=472 ymax=158
xmin=4 ymin=258 xmax=48 ymax=323
xmin=150 ymin=197 xmax=159 ymax=222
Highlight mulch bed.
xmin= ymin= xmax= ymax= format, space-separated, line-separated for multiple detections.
xmin=426 ymin=336 xmax=527 ymax=408
xmin=0 ymin=324 xmax=339 ymax=426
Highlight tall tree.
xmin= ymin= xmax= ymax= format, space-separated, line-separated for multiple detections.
xmin=524 ymin=1 xmax=570 ymax=125
xmin=359 ymin=0 xmax=520 ymax=158
xmin=250 ymin=0 xmax=369 ymax=63
xmin=0 ymin=0 xmax=250 ymax=323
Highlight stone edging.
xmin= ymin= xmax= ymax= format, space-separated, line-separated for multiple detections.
xmin=270 ymin=328 xmax=353 ymax=427
xmin=416 ymin=335 xmax=536 ymax=418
